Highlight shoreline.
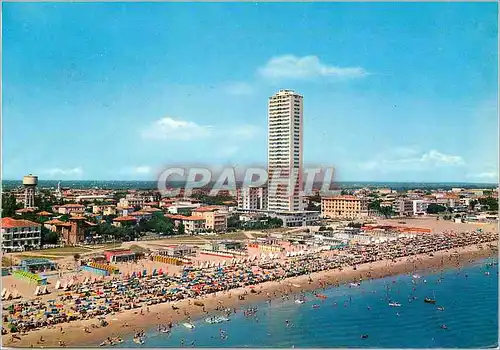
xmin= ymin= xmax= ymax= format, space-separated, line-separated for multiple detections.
xmin=3 ymin=241 xmax=497 ymax=348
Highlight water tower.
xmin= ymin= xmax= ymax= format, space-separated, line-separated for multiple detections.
xmin=23 ymin=174 xmax=38 ymax=208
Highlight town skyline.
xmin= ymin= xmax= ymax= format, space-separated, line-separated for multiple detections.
xmin=3 ymin=2 xmax=498 ymax=183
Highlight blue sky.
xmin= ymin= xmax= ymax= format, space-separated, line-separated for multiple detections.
xmin=3 ymin=2 xmax=498 ymax=182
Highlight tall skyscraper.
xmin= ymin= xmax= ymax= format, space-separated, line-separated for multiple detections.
xmin=267 ymin=89 xmax=303 ymax=212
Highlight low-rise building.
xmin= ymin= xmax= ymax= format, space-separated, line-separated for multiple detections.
xmin=1 ymin=217 xmax=42 ymax=252
xmin=193 ymin=206 xmax=228 ymax=232
xmin=55 ymin=203 xmax=86 ymax=215
xmin=270 ymin=210 xmax=320 ymax=227
xmin=321 ymin=196 xmax=369 ymax=219
xmin=166 ymin=214 xmax=206 ymax=234
xmin=112 ymin=216 xmax=137 ymax=227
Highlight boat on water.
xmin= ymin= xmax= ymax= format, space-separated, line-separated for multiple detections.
xmin=312 ymin=304 xmax=320 ymax=309
xmin=361 ymin=334 xmax=369 ymax=339
xmin=133 ymin=337 xmax=144 ymax=345
xmin=315 ymin=294 xmax=328 ymax=299
xmin=425 ymin=291 xmax=437 ymax=304
xmin=294 ymin=299 xmax=305 ymax=304
xmin=349 ymin=283 xmax=360 ymax=287
xmin=183 ymin=322 xmax=195 ymax=329
xmin=205 ymin=316 xmax=230 ymax=324
xmin=412 ymin=274 xmax=422 ymax=279
xmin=389 ymin=302 xmax=401 ymax=307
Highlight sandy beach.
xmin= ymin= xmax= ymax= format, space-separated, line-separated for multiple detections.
xmin=3 ymin=241 xmax=496 ymax=348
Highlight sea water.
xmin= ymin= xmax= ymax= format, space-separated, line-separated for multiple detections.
xmin=119 ymin=258 xmax=498 ymax=348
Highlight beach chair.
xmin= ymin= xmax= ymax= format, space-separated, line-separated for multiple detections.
xmin=1 ymin=288 xmax=6 ymax=298
xmin=55 ymin=280 xmax=61 ymax=290
xmin=34 ymin=286 xmax=40 ymax=296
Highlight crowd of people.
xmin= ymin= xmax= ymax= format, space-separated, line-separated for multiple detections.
xmin=2 ymin=229 xmax=496 ymax=339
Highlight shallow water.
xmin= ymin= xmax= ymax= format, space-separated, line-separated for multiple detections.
xmin=118 ymin=257 xmax=498 ymax=348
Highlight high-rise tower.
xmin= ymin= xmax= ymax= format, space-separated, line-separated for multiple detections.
xmin=267 ymin=89 xmax=303 ymax=212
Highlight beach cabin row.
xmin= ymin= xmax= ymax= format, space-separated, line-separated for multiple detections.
xmin=248 ymin=243 xmax=283 ymax=253
xmin=199 ymin=249 xmax=239 ymax=259
xmin=12 ymin=269 xmax=47 ymax=285
xmin=152 ymin=255 xmax=184 ymax=266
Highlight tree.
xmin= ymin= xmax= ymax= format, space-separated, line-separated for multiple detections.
xmin=41 ymin=227 xmax=59 ymax=245
xmin=177 ymin=223 xmax=185 ymax=235
xmin=368 ymin=200 xmax=381 ymax=211
xmin=379 ymin=206 xmax=394 ymax=219
xmin=469 ymin=199 xmax=478 ymax=210
xmin=306 ymin=201 xmax=319 ymax=211
xmin=1 ymin=194 xmax=19 ymax=217
xmin=426 ymin=203 xmax=447 ymax=214
xmin=478 ymin=197 xmax=498 ymax=211
xmin=227 ymin=214 xmax=242 ymax=229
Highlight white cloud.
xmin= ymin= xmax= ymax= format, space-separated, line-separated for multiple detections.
xmin=230 ymin=125 xmax=261 ymax=139
xmin=131 ymin=166 xmax=151 ymax=174
xmin=358 ymin=149 xmax=464 ymax=171
xmin=43 ymin=167 xmax=83 ymax=177
xmin=142 ymin=116 xmax=261 ymax=143
xmin=141 ymin=117 xmax=212 ymax=141
xmin=258 ymin=55 xmax=369 ymax=81
xmin=466 ymin=172 xmax=498 ymax=179
xmin=223 ymin=82 xmax=255 ymax=96
xmin=419 ymin=150 xmax=464 ymax=165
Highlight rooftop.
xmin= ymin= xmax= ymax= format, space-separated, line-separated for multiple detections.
xmin=1 ymin=217 xmax=41 ymax=229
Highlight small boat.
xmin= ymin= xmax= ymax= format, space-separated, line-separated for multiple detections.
xmin=205 ymin=316 xmax=230 ymax=324
xmin=412 ymin=274 xmax=422 ymax=279
xmin=294 ymin=299 xmax=305 ymax=304
xmin=389 ymin=302 xmax=401 ymax=307
xmin=183 ymin=322 xmax=195 ymax=329
xmin=441 ymin=324 xmax=448 ymax=330
xmin=312 ymin=304 xmax=320 ymax=309
xmin=437 ymin=306 xmax=445 ymax=311
xmin=349 ymin=283 xmax=360 ymax=287
xmin=424 ymin=298 xmax=436 ymax=304
xmin=315 ymin=294 xmax=328 ymax=299
xmin=361 ymin=334 xmax=369 ymax=339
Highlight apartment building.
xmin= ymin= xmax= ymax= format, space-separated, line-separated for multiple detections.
xmin=1 ymin=217 xmax=42 ymax=252
xmin=194 ymin=206 xmax=228 ymax=232
xmin=321 ymin=195 xmax=369 ymax=219
xmin=237 ymin=186 xmax=268 ymax=210
xmin=55 ymin=203 xmax=86 ymax=215
xmin=267 ymin=89 xmax=303 ymax=212
xmin=412 ymin=200 xmax=429 ymax=215
xmin=166 ymin=214 xmax=206 ymax=235
xmin=392 ymin=199 xmax=414 ymax=217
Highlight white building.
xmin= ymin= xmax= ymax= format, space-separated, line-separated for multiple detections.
xmin=267 ymin=89 xmax=303 ymax=212
xmin=238 ymin=186 xmax=267 ymax=210
xmin=412 ymin=200 xmax=429 ymax=215
xmin=1 ymin=217 xmax=42 ymax=252
xmin=269 ymin=210 xmax=319 ymax=227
